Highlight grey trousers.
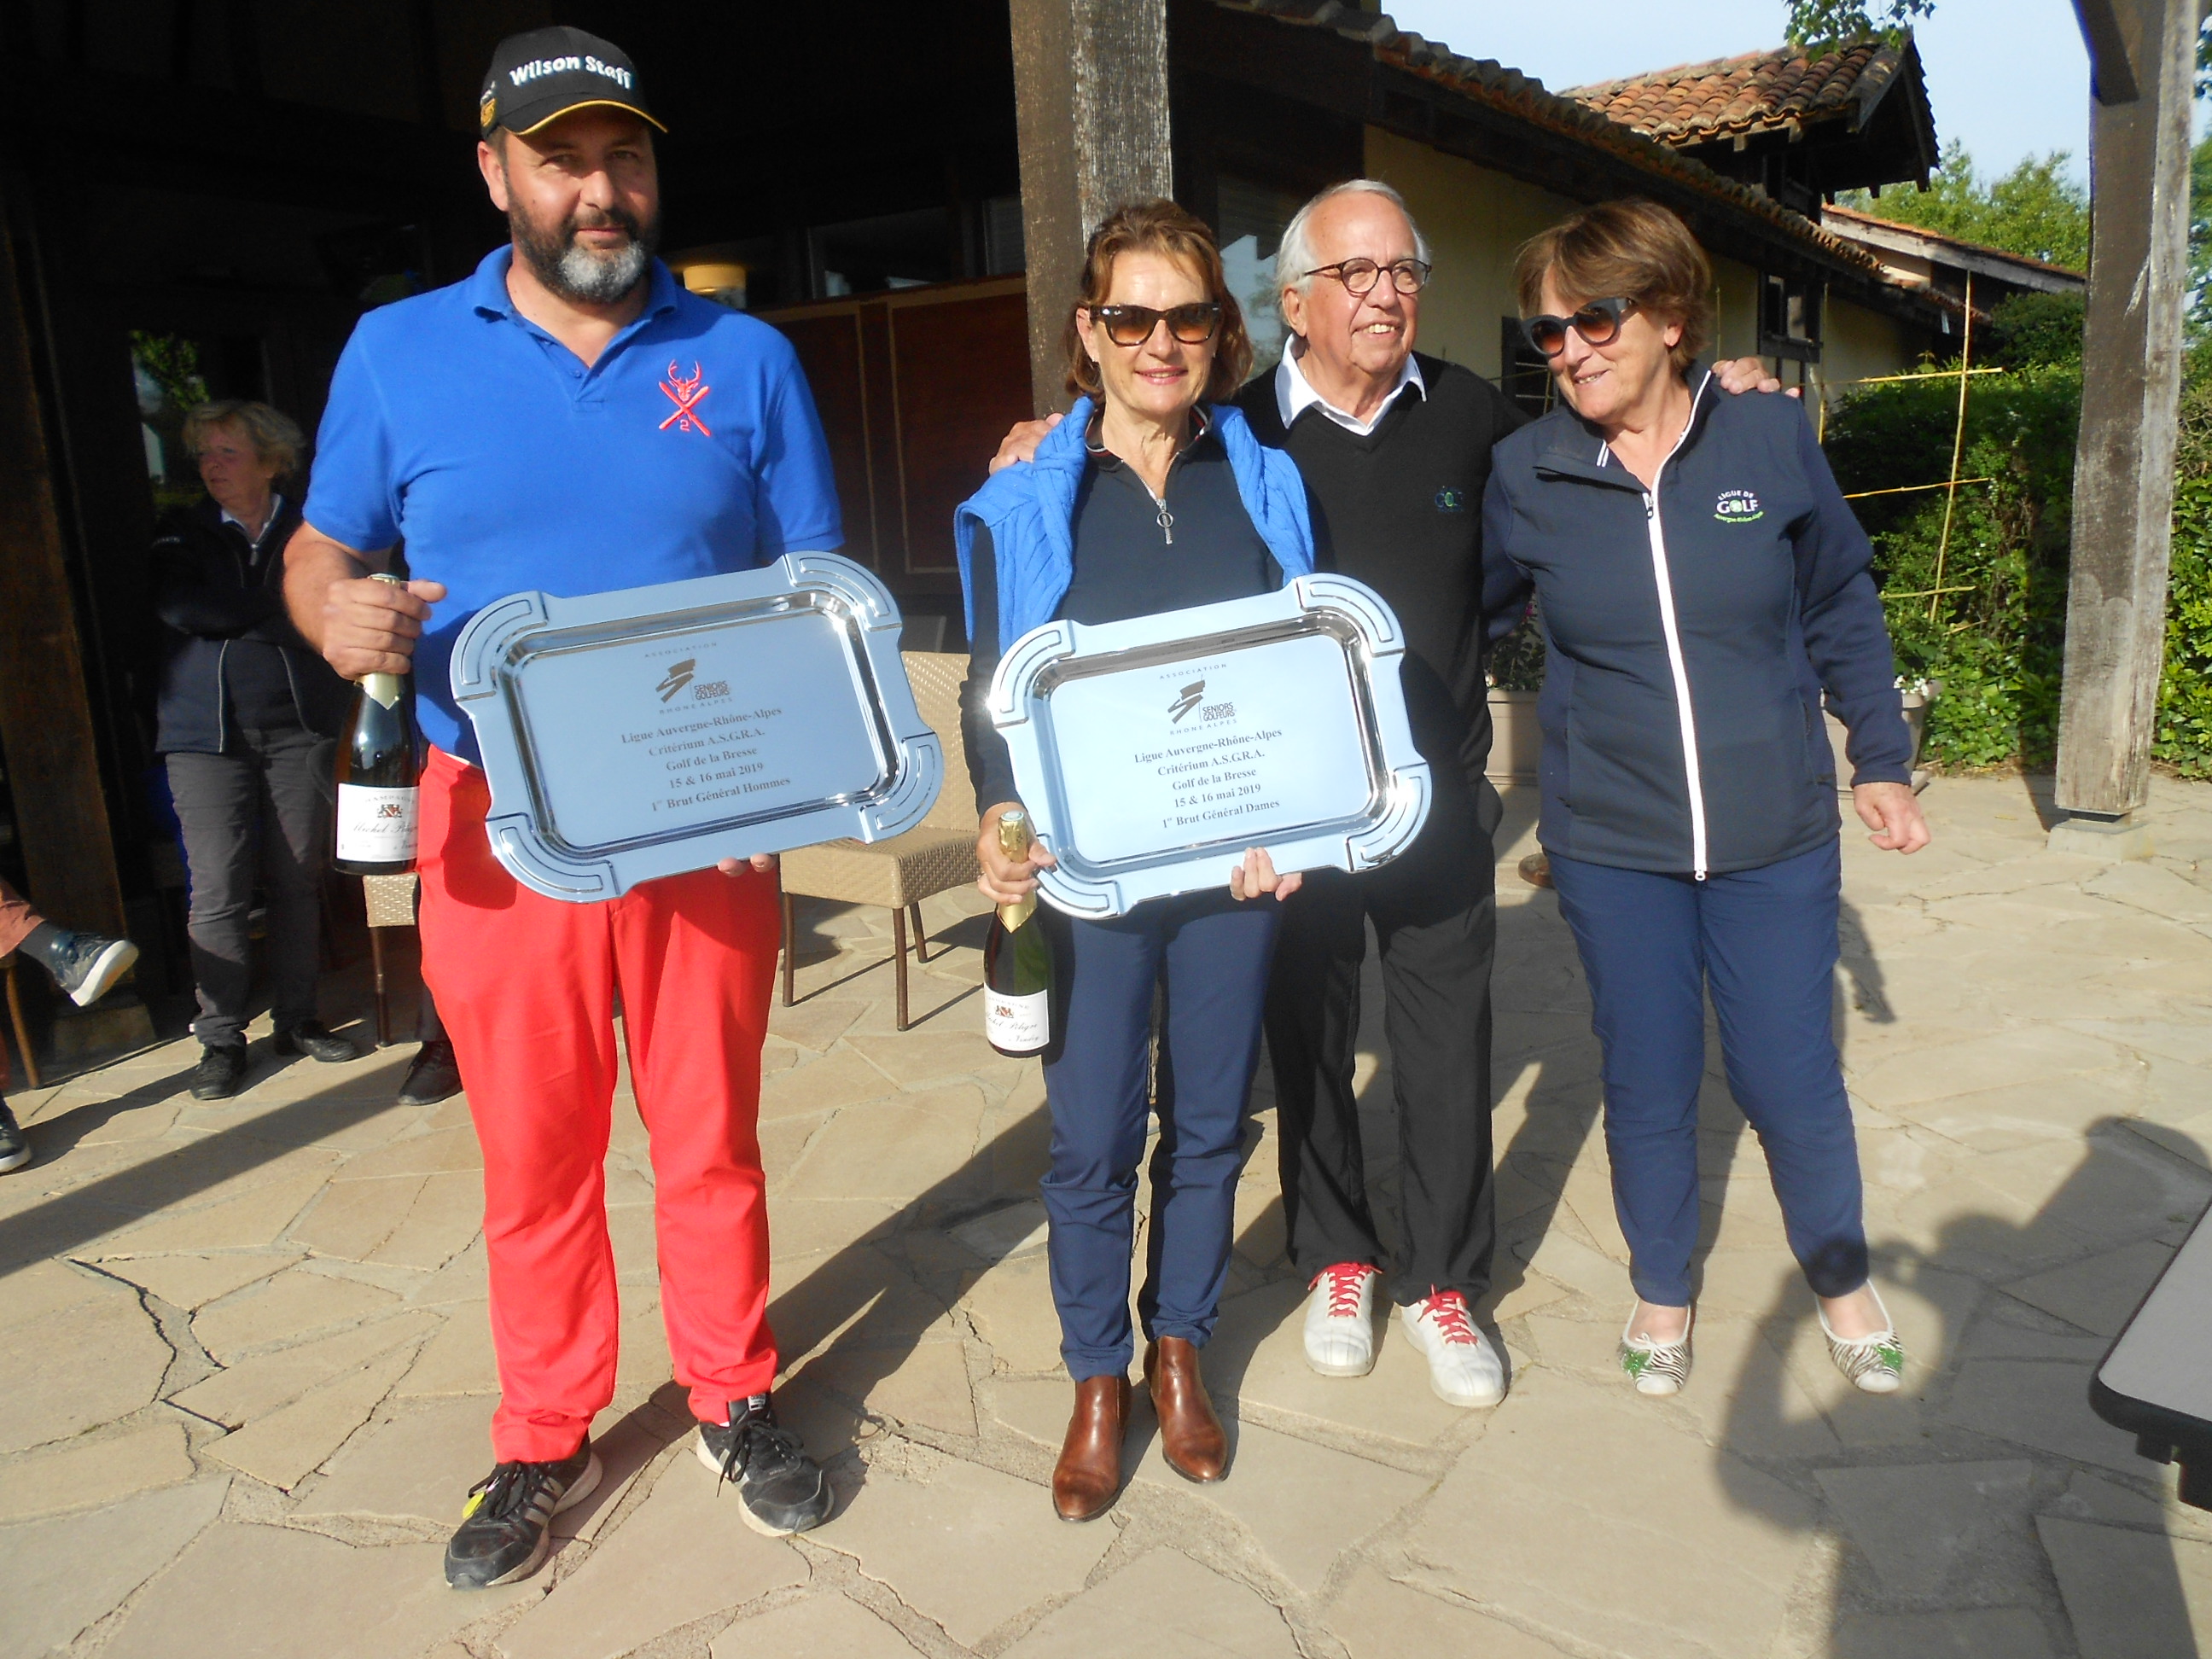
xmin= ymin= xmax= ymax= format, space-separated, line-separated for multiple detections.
xmin=166 ymin=725 xmax=330 ymax=1047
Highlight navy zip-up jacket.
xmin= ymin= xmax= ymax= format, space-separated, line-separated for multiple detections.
xmin=1480 ymin=365 xmax=1910 ymax=877
xmin=152 ymin=497 xmax=350 ymax=756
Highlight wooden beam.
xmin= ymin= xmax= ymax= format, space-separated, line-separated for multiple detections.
xmin=1008 ymin=0 xmax=1173 ymax=416
xmin=0 ymin=180 xmax=125 ymax=936
xmin=2052 ymin=0 xmax=2199 ymax=838
xmin=2073 ymin=0 xmax=2144 ymax=102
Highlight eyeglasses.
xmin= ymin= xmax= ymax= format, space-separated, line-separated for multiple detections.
xmin=1521 ymin=297 xmax=1638 ymax=358
xmin=1090 ymin=301 xmax=1222 ymax=347
xmin=1303 ymin=258 xmax=1431 ymax=296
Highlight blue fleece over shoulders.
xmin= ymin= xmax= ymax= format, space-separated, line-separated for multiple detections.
xmin=954 ymin=398 xmax=1315 ymax=651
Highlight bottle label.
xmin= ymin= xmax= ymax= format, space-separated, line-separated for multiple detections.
xmin=336 ymin=784 xmax=419 ymax=863
xmin=985 ymin=986 xmax=1050 ymax=1052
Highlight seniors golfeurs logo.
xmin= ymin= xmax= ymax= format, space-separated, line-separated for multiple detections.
xmin=1714 ymin=488 xmax=1764 ymax=524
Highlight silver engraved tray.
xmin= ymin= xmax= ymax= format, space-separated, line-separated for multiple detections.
xmin=451 ymin=553 xmax=941 ymax=902
xmin=987 ymin=575 xmax=1431 ymax=918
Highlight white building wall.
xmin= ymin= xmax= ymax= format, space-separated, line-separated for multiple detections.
xmin=1359 ymin=125 xmax=1927 ymax=403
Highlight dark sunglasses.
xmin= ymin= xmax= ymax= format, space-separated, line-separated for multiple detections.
xmin=1520 ymin=297 xmax=1638 ymax=358
xmin=1304 ymin=257 xmax=1431 ymax=296
xmin=1090 ymin=301 xmax=1222 ymax=347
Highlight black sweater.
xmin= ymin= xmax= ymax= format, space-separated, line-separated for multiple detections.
xmin=960 ymin=420 xmax=1280 ymax=812
xmin=1236 ymin=353 xmax=1527 ymax=798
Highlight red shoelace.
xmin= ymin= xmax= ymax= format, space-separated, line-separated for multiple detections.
xmin=1422 ymin=1289 xmax=1478 ymax=1346
xmin=1313 ymin=1262 xmax=1377 ymax=1318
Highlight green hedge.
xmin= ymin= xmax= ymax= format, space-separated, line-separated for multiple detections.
xmin=1825 ymin=347 xmax=2212 ymax=776
xmin=1821 ymin=363 xmax=2078 ymax=770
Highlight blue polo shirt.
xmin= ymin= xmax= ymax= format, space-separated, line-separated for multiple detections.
xmin=304 ymin=247 xmax=842 ymax=763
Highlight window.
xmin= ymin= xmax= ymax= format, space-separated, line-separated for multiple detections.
xmin=1217 ymin=176 xmax=1305 ymax=375
xmin=1499 ymin=317 xmax=1556 ymax=418
xmin=1759 ymin=273 xmax=1824 ymax=363
xmin=808 ymin=209 xmax=956 ymax=300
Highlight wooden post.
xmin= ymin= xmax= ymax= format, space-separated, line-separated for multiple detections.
xmin=0 ymin=183 xmax=126 ymax=937
xmin=1007 ymin=0 xmax=1173 ymax=416
xmin=2051 ymin=0 xmax=2203 ymax=855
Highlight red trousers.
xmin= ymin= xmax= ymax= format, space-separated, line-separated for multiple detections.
xmin=416 ymin=748 xmax=780 ymax=1462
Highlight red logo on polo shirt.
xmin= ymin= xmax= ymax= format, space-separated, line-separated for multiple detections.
xmin=658 ymin=362 xmax=713 ymax=435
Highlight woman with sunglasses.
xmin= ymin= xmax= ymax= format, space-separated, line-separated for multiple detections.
xmin=955 ymin=200 xmax=1314 ymax=1521
xmin=1481 ymin=200 xmax=1930 ymax=1400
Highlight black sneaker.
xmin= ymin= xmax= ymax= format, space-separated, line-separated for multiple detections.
xmin=45 ymin=932 xmax=138 ymax=1007
xmin=443 ymin=1441 xmax=600 ymax=1589
xmin=397 ymin=1039 xmax=463 ymax=1105
xmin=273 ymin=1020 xmax=358 ymax=1063
xmin=0 ymin=1104 xmax=29 ymax=1173
xmin=695 ymin=1394 xmax=831 ymax=1535
xmin=189 ymin=1043 xmax=249 ymax=1101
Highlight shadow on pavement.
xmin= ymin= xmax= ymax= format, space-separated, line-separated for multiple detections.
xmin=1718 ymin=1119 xmax=2210 ymax=1656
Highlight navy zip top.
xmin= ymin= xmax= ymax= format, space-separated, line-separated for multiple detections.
xmin=1480 ymin=367 xmax=1911 ymax=877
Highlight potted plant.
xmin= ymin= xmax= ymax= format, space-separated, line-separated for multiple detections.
xmin=1825 ymin=678 xmax=1937 ymax=791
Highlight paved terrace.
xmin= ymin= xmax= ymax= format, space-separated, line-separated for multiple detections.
xmin=6 ymin=775 xmax=2212 ymax=1659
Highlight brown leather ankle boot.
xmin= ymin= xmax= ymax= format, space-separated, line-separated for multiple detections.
xmin=1144 ymin=1336 xmax=1227 ymax=1482
xmin=1053 ymin=1374 xmax=1131 ymax=1522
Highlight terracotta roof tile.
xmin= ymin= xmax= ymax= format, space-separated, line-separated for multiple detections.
xmin=1205 ymin=1 xmax=1887 ymax=280
xmin=1563 ymin=41 xmax=1906 ymax=145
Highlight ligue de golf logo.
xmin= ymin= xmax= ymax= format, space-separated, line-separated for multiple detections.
xmin=1714 ymin=488 xmax=1764 ymax=523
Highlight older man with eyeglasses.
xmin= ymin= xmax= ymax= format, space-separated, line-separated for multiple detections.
xmin=993 ymin=179 xmax=1784 ymax=1412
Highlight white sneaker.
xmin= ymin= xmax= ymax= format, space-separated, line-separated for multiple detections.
xmin=1302 ymin=1262 xmax=1381 ymax=1377
xmin=1398 ymin=1289 xmax=1506 ymax=1408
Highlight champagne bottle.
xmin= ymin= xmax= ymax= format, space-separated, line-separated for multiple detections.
xmin=332 ymin=573 xmax=422 ymax=876
xmin=982 ymin=809 xmax=1052 ymax=1057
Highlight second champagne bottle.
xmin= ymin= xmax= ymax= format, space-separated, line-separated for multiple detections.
xmin=983 ymin=808 xmax=1052 ymax=1057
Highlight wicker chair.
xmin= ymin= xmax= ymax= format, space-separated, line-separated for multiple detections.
xmin=778 ymin=649 xmax=981 ymax=1031
xmin=361 ymin=872 xmax=421 ymax=1048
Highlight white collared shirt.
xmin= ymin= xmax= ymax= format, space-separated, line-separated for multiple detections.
xmin=1274 ymin=346 xmax=1425 ymax=437
xmin=220 ymin=492 xmax=285 ymax=552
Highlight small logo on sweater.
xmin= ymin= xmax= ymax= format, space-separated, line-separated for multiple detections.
xmin=1714 ymin=488 xmax=1764 ymax=523
xmin=1435 ymin=486 xmax=1466 ymax=513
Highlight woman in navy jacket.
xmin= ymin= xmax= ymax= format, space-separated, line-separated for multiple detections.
xmin=956 ymin=201 xmax=1314 ymax=1521
xmin=1481 ymin=201 xmax=1930 ymax=1399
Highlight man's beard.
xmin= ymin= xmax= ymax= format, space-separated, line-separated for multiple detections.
xmin=509 ymin=200 xmax=658 ymax=304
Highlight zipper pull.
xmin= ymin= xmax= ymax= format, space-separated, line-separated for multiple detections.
xmin=1157 ymin=499 xmax=1174 ymax=544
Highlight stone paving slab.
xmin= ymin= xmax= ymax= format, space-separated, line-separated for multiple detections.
xmin=9 ymin=778 xmax=2212 ymax=1656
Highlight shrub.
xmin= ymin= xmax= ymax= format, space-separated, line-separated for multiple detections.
xmin=1821 ymin=362 xmax=2080 ymax=770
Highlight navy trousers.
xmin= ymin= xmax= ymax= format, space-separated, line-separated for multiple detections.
xmin=1039 ymin=889 xmax=1278 ymax=1382
xmin=1548 ymin=838 xmax=1869 ymax=1307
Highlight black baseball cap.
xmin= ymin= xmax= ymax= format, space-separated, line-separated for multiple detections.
xmin=478 ymin=26 xmax=664 ymax=139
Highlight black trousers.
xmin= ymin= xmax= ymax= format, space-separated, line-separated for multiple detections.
xmin=166 ymin=725 xmax=330 ymax=1048
xmin=1262 ymin=786 xmax=1497 ymax=1306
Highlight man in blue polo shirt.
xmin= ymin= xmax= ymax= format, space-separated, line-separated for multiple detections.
xmin=286 ymin=26 xmax=841 ymax=1586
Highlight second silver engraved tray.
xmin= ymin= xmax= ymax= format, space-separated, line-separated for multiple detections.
xmin=451 ymin=554 xmax=941 ymax=901
xmin=987 ymin=575 xmax=1431 ymax=918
